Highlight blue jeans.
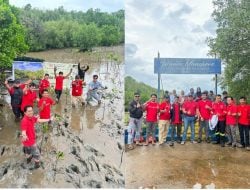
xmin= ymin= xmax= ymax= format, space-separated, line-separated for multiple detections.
xmin=182 ymin=116 xmax=195 ymax=141
xmin=127 ymin=117 xmax=143 ymax=144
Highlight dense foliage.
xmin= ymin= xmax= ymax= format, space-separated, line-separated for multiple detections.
xmin=0 ymin=0 xmax=28 ymax=70
xmin=17 ymin=5 xmax=124 ymax=51
xmin=207 ymin=0 xmax=250 ymax=100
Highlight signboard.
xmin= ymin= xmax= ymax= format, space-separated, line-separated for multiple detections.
xmin=12 ymin=61 xmax=78 ymax=89
xmin=154 ymin=58 xmax=221 ymax=74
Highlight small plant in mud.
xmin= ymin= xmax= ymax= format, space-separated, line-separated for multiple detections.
xmin=42 ymin=123 xmax=49 ymax=133
xmin=56 ymin=151 xmax=64 ymax=160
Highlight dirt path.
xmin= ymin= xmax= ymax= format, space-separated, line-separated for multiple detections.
xmin=125 ymin=143 xmax=250 ymax=189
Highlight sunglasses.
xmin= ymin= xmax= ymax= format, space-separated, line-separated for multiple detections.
xmin=134 ymin=95 xmax=140 ymax=97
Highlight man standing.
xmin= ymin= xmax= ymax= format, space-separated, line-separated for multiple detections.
xmin=181 ymin=94 xmax=198 ymax=144
xmin=87 ymin=75 xmax=107 ymax=104
xmin=158 ymin=95 xmax=171 ymax=145
xmin=225 ymin=96 xmax=238 ymax=147
xmin=78 ymin=63 xmax=89 ymax=81
xmin=128 ymin=92 xmax=144 ymax=149
xmin=237 ymin=96 xmax=250 ymax=150
xmin=143 ymin=94 xmax=159 ymax=146
xmin=21 ymin=83 xmax=39 ymax=113
xmin=170 ymin=96 xmax=182 ymax=144
xmin=71 ymin=75 xmax=85 ymax=107
xmin=197 ymin=91 xmax=212 ymax=143
xmin=5 ymin=79 xmax=31 ymax=120
xmin=39 ymin=74 xmax=50 ymax=98
xmin=38 ymin=89 xmax=55 ymax=119
xmin=54 ymin=66 xmax=72 ymax=102
xmin=21 ymin=105 xmax=52 ymax=168
xmin=211 ymin=94 xmax=227 ymax=147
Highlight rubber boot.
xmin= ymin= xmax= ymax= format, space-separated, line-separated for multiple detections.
xmin=220 ymin=136 xmax=225 ymax=147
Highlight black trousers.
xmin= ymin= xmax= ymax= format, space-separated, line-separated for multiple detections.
xmin=12 ymin=105 xmax=22 ymax=118
xmin=55 ymin=90 xmax=62 ymax=101
xmin=238 ymin=124 xmax=249 ymax=147
xmin=215 ymin=120 xmax=226 ymax=143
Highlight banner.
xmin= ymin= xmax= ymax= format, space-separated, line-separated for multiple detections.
xmin=12 ymin=61 xmax=78 ymax=89
xmin=154 ymin=58 xmax=221 ymax=74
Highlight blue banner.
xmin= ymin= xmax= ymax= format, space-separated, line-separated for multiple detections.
xmin=13 ymin=61 xmax=43 ymax=71
xmin=154 ymin=58 xmax=221 ymax=74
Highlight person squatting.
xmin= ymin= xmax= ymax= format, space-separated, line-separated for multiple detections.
xmin=127 ymin=89 xmax=250 ymax=151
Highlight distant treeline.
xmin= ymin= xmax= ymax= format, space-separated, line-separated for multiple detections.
xmin=125 ymin=76 xmax=165 ymax=111
xmin=12 ymin=4 xmax=124 ymax=51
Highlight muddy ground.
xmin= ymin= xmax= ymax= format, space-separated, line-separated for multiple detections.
xmin=125 ymin=142 xmax=250 ymax=189
xmin=0 ymin=46 xmax=125 ymax=188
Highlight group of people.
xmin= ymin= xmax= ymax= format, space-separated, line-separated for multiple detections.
xmin=127 ymin=88 xmax=250 ymax=151
xmin=3 ymin=63 xmax=106 ymax=168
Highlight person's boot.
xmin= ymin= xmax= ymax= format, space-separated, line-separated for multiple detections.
xmin=34 ymin=161 xmax=40 ymax=169
xmin=220 ymin=136 xmax=225 ymax=147
xmin=197 ymin=138 xmax=202 ymax=143
xmin=26 ymin=155 xmax=33 ymax=164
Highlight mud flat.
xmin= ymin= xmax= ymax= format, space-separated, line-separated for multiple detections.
xmin=0 ymin=46 xmax=125 ymax=188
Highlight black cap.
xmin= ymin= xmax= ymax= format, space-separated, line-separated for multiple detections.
xmin=14 ymin=79 xmax=21 ymax=84
xmin=134 ymin=92 xmax=140 ymax=96
xmin=164 ymin=95 xmax=170 ymax=99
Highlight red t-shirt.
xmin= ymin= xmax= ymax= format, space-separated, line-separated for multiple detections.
xmin=21 ymin=115 xmax=38 ymax=146
xmin=226 ymin=103 xmax=237 ymax=125
xmin=182 ymin=100 xmax=197 ymax=116
xmin=198 ymin=99 xmax=212 ymax=120
xmin=237 ymin=104 xmax=250 ymax=125
xmin=38 ymin=97 xmax=54 ymax=119
xmin=145 ymin=101 xmax=159 ymax=122
xmin=55 ymin=76 xmax=65 ymax=90
xmin=21 ymin=90 xmax=37 ymax=111
xmin=212 ymin=101 xmax=226 ymax=121
xmin=8 ymin=84 xmax=25 ymax=95
xmin=172 ymin=103 xmax=182 ymax=124
xmin=39 ymin=79 xmax=50 ymax=94
xmin=159 ymin=101 xmax=171 ymax=120
xmin=72 ymin=80 xmax=83 ymax=96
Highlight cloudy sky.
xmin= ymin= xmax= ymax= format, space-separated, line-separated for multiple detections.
xmin=125 ymin=0 xmax=221 ymax=94
xmin=9 ymin=0 xmax=123 ymax=12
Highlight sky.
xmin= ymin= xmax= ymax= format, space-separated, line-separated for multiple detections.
xmin=9 ymin=0 xmax=124 ymax=12
xmin=125 ymin=0 xmax=221 ymax=95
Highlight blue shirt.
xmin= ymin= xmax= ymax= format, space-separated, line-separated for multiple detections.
xmin=88 ymin=81 xmax=104 ymax=91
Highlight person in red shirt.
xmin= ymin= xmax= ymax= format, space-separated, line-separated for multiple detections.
xmin=5 ymin=79 xmax=31 ymax=120
xmin=21 ymin=105 xmax=52 ymax=168
xmin=225 ymin=96 xmax=238 ymax=147
xmin=54 ymin=66 xmax=72 ymax=103
xmin=38 ymin=89 xmax=56 ymax=119
xmin=39 ymin=74 xmax=50 ymax=98
xmin=143 ymin=94 xmax=159 ymax=146
xmin=197 ymin=91 xmax=212 ymax=143
xmin=21 ymin=83 xmax=39 ymax=112
xmin=158 ymin=95 xmax=171 ymax=145
xmin=181 ymin=94 xmax=198 ymax=144
xmin=211 ymin=94 xmax=227 ymax=146
xmin=71 ymin=75 xmax=86 ymax=107
xmin=170 ymin=96 xmax=182 ymax=145
xmin=237 ymin=96 xmax=250 ymax=150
